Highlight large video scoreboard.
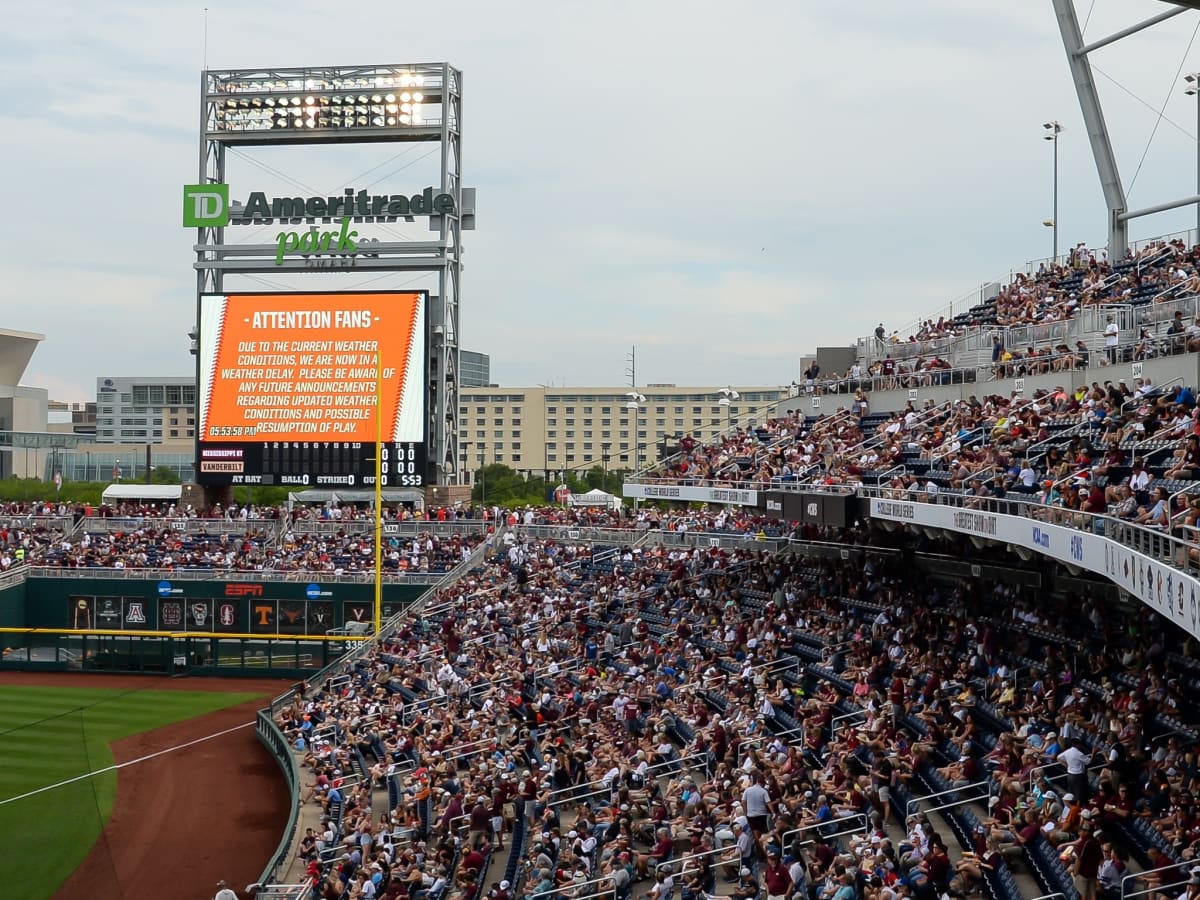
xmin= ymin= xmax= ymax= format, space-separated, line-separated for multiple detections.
xmin=196 ymin=291 xmax=427 ymax=487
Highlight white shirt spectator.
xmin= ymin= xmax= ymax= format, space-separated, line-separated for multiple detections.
xmin=1057 ymin=745 xmax=1089 ymax=774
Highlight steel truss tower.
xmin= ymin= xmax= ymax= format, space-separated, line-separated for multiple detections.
xmin=193 ymin=63 xmax=471 ymax=485
xmin=1052 ymin=1 xmax=1198 ymax=259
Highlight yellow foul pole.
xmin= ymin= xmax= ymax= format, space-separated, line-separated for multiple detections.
xmin=374 ymin=351 xmax=383 ymax=635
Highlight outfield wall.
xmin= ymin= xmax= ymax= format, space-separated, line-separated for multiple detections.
xmin=0 ymin=571 xmax=25 ymax=629
xmin=22 ymin=574 xmax=429 ymax=634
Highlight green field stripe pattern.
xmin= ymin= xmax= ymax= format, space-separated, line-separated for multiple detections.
xmin=0 ymin=686 xmax=263 ymax=898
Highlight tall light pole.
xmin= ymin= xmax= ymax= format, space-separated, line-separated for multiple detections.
xmin=1186 ymin=75 xmax=1200 ymax=241
xmin=1043 ymin=121 xmax=1064 ymax=261
xmin=717 ymin=387 xmax=740 ymax=433
xmin=625 ymin=392 xmax=646 ymax=470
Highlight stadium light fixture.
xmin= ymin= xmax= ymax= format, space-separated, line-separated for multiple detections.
xmin=1186 ymin=74 xmax=1200 ymax=239
xmin=625 ymin=393 xmax=646 ymax=470
xmin=717 ymin=387 xmax=739 ymax=431
xmin=1043 ymin=121 xmax=1064 ymax=261
xmin=205 ymin=66 xmax=441 ymax=139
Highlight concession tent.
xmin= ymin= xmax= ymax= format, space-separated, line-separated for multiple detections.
xmin=568 ymin=488 xmax=622 ymax=509
xmin=100 ymin=484 xmax=183 ymax=503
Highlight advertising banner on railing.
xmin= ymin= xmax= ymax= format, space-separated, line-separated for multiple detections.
xmin=868 ymin=498 xmax=1200 ymax=641
xmin=623 ymin=483 xmax=759 ymax=506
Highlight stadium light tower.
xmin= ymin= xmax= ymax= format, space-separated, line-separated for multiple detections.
xmin=1186 ymin=74 xmax=1200 ymax=240
xmin=717 ymin=387 xmax=740 ymax=431
xmin=1043 ymin=122 xmax=1063 ymax=261
xmin=192 ymin=63 xmax=473 ymax=488
xmin=625 ymin=392 xmax=646 ymax=470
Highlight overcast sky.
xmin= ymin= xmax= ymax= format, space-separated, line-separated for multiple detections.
xmin=6 ymin=1 xmax=1200 ymax=401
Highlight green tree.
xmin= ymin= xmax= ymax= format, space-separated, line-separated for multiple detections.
xmin=149 ymin=466 xmax=181 ymax=485
xmin=471 ymin=464 xmax=547 ymax=506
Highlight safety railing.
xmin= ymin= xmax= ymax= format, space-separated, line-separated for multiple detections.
xmin=831 ymin=709 xmax=867 ymax=733
xmin=1121 ymin=861 xmax=1192 ymax=900
xmin=254 ymin=701 xmax=302 ymax=887
xmin=905 ymin=779 xmax=991 ymax=818
xmin=782 ymin=813 xmax=870 ymax=847
xmin=253 ymin=885 xmax=311 ymax=900
xmin=859 ymin=485 xmax=1200 ymax=580
xmin=23 ymin=565 xmax=446 ymax=584
xmin=660 ymin=845 xmax=732 ymax=877
xmin=543 ymin=751 xmax=708 ymax=809
xmin=289 ymin=517 xmax=492 ymax=536
xmin=1028 ymin=761 xmax=1106 ymax=797
xmin=1122 ymin=876 xmax=1192 ymax=900
xmin=77 ymin=515 xmax=279 ymax=535
xmin=527 ymin=869 xmax=619 ymax=900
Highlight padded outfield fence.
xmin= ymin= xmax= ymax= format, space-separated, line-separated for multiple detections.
xmin=0 ymin=628 xmax=370 ymax=678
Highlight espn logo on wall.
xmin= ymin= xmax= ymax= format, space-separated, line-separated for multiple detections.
xmin=225 ymin=583 xmax=264 ymax=597
xmin=201 ymin=461 xmax=244 ymax=473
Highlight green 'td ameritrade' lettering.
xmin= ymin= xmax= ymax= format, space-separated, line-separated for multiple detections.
xmin=243 ymin=187 xmax=455 ymax=221
xmin=275 ymin=217 xmax=358 ymax=264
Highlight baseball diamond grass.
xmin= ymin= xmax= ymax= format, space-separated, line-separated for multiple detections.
xmin=0 ymin=685 xmax=264 ymax=898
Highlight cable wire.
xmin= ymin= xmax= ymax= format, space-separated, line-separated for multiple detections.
xmin=1081 ymin=0 xmax=1097 ymax=37
xmin=1124 ymin=17 xmax=1200 ymax=197
xmin=1091 ymin=63 xmax=1196 ymax=142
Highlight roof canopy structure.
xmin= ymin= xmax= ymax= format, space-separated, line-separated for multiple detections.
xmin=101 ymin=484 xmax=183 ymax=502
xmin=0 ymin=329 xmax=45 ymax=387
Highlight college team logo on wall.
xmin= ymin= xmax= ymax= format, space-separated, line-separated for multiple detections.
xmin=161 ymin=602 xmax=183 ymax=628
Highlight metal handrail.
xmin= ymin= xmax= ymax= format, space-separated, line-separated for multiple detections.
xmin=1120 ymin=861 xmax=1190 ymax=900
xmin=527 ymin=869 xmax=618 ymax=900
xmin=905 ymin=779 xmax=991 ymax=817
xmin=1027 ymin=760 xmax=1109 ymax=797
xmin=657 ymin=845 xmax=731 ymax=876
xmin=543 ymin=751 xmax=707 ymax=807
xmin=1122 ymin=877 xmax=1191 ymax=900
xmin=782 ymin=813 xmax=869 ymax=847
xmin=860 ymin=486 xmax=1200 ymax=580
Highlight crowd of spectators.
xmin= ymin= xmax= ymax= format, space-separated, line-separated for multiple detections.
xmin=0 ymin=499 xmax=809 ymax=575
xmin=652 ymin=416 xmax=807 ymax=487
xmin=279 ymin=525 xmax=1200 ymax=900
xmin=639 ymin=371 xmax=1200 ymax=564
xmin=790 ymin=239 xmax=1200 ymax=400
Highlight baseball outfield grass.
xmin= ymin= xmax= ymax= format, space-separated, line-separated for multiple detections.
xmin=0 ymin=685 xmax=263 ymax=898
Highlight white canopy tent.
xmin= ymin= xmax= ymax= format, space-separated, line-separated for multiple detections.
xmin=100 ymin=484 xmax=183 ymax=503
xmin=568 ymin=488 xmax=622 ymax=509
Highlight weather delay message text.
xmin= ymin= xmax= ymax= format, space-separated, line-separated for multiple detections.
xmin=199 ymin=292 xmax=424 ymax=444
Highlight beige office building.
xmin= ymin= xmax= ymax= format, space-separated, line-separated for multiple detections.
xmin=457 ymin=384 xmax=789 ymax=478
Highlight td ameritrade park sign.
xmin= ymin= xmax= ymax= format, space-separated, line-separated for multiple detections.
xmin=183 ymin=183 xmax=456 ymax=265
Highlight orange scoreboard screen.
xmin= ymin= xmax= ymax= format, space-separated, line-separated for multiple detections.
xmin=196 ymin=291 xmax=426 ymax=487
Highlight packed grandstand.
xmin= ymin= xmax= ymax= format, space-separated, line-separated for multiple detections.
xmin=9 ymin=239 xmax=1200 ymax=900
xmin=216 ymin=244 xmax=1200 ymax=900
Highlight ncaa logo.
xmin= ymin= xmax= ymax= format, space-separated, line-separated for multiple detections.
xmin=182 ymin=184 xmax=230 ymax=227
xmin=306 ymin=583 xmax=321 ymax=600
xmin=157 ymin=580 xmax=172 ymax=597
